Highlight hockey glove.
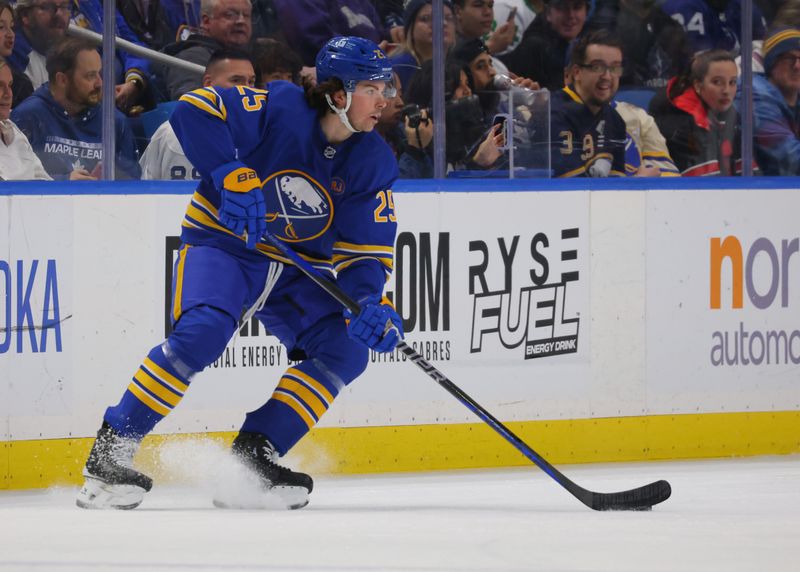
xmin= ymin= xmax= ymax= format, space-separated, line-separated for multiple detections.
xmin=217 ymin=166 xmax=266 ymax=249
xmin=344 ymin=295 xmax=404 ymax=353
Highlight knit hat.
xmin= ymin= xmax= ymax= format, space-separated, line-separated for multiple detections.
xmin=452 ymin=38 xmax=489 ymax=66
xmin=763 ymin=27 xmax=800 ymax=74
xmin=403 ymin=0 xmax=454 ymax=33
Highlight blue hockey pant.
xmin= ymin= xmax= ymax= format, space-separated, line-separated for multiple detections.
xmin=104 ymin=244 xmax=369 ymax=454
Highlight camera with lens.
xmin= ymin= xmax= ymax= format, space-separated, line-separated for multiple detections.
xmin=401 ymin=104 xmax=428 ymax=129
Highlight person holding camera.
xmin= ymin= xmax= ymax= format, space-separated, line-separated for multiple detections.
xmin=398 ymin=57 xmax=505 ymax=178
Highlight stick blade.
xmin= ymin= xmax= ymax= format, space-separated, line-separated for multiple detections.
xmin=589 ymin=479 xmax=672 ymax=511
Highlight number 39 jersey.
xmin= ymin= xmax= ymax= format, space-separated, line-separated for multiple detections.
xmin=550 ymin=86 xmax=627 ymax=178
xmin=170 ymin=80 xmax=400 ymax=300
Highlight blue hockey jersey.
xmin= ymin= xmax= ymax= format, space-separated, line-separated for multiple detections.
xmin=659 ymin=0 xmax=766 ymax=55
xmin=550 ymin=86 xmax=627 ymax=178
xmin=170 ymin=80 xmax=400 ymax=301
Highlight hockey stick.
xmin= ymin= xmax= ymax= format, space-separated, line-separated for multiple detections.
xmin=261 ymin=232 xmax=671 ymax=511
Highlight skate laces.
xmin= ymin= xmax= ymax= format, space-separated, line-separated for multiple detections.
xmin=107 ymin=436 xmax=139 ymax=469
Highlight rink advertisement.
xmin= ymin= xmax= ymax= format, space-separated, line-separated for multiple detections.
xmin=646 ymin=188 xmax=800 ymax=414
xmin=159 ymin=191 xmax=591 ymax=430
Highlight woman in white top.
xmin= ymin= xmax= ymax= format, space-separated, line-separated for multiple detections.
xmin=0 ymin=56 xmax=50 ymax=180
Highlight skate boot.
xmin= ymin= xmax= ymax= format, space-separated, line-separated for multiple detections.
xmin=76 ymin=421 xmax=153 ymax=510
xmin=214 ymin=431 xmax=313 ymax=510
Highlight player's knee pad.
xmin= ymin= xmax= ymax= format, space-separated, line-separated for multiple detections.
xmin=299 ymin=314 xmax=370 ymax=386
xmin=168 ymin=305 xmax=237 ymax=372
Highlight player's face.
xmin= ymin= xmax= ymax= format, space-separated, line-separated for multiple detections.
xmin=456 ymin=0 xmax=494 ymax=38
xmin=546 ymin=0 xmax=587 ymax=41
xmin=347 ymin=81 xmax=389 ymax=132
xmin=0 ymin=64 xmax=12 ymax=121
xmin=770 ymin=49 xmax=800 ymax=96
xmin=65 ymin=49 xmax=103 ymax=109
xmin=22 ymin=1 xmax=69 ymax=46
xmin=0 ymin=7 xmax=15 ymax=58
xmin=470 ymin=52 xmax=496 ymax=91
xmin=203 ymin=0 xmax=252 ymax=48
xmin=573 ymin=45 xmax=622 ymax=108
xmin=378 ymin=73 xmax=404 ymax=127
xmin=695 ymin=60 xmax=737 ymax=113
xmin=206 ymin=59 xmax=256 ymax=88
xmin=411 ymin=4 xmax=456 ymax=52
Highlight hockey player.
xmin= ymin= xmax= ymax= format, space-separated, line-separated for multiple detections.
xmin=550 ymin=30 xmax=627 ymax=178
xmin=76 ymin=36 xmax=403 ymax=511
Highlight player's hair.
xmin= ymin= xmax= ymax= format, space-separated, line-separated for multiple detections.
xmin=200 ymin=0 xmax=220 ymax=16
xmin=205 ymin=47 xmax=255 ymax=74
xmin=46 ymin=37 xmax=97 ymax=83
xmin=668 ymin=49 xmax=736 ymax=100
xmin=253 ymin=39 xmax=302 ymax=85
xmin=305 ymin=77 xmax=345 ymax=117
xmin=568 ymin=29 xmax=623 ymax=68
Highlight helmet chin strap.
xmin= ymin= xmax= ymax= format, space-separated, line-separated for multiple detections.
xmin=325 ymin=92 xmax=360 ymax=133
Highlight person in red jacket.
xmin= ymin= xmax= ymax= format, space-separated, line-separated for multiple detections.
xmin=649 ymin=49 xmax=750 ymax=176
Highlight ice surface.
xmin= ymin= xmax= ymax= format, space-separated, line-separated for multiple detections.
xmin=0 ymin=455 xmax=797 ymax=571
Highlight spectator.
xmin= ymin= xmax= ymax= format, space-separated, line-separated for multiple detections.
xmin=586 ymin=0 xmax=690 ymax=89
xmin=650 ymin=49 xmax=747 ymax=176
xmin=489 ymin=0 xmax=542 ymax=56
xmin=375 ymin=70 xmax=406 ymax=157
xmin=390 ymin=0 xmax=456 ymax=94
xmin=140 ymin=48 xmax=255 ymax=180
xmin=253 ymin=38 xmax=303 ymax=86
xmin=452 ymin=37 xmax=538 ymax=119
xmin=0 ymin=1 xmax=33 ymax=107
xmin=9 ymin=0 xmax=70 ymax=91
xmin=453 ymin=0 xmax=516 ymax=55
xmin=72 ymin=1 xmax=152 ymax=113
xmin=11 ymin=37 xmax=140 ymax=180
xmin=0 ymin=56 xmax=50 ymax=179
xmin=117 ymin=0 xmax=179 ymax=52
xmin=612 ymin=100 xmax=680 ymax=176
xmin=744 ymin=27 xmax=800 ymax=175
xmin=399 ymin=57 xmax=504 ymax=177
xmin=159 ymin=0 xmax=252 ymax=100
xmin=500 ymin=0 xmax=588 ymax=91
xmin=374 ymin=0 xmax=406 ymax=45
xmin=271 ymin=0 xmax=385 ymax=67
xmin=550 ymin=29 xmax=627 ymax=177
xmin=659 ymin=0 xmax=766 ymax=57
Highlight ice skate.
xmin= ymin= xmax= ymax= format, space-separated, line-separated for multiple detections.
xmin=213 ymin=431 xmax=313 ymax=510
xmin=76 ymin=421 xmax=153 ymax=510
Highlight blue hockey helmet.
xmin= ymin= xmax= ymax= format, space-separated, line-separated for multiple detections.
xmin=315 ymin=36 xmax=394 ymax=93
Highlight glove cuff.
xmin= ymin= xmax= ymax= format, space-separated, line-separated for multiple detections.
xmin=211 ymin=161 xmax=260 ymax=193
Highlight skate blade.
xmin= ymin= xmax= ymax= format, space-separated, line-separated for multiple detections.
xmin=213 ymin=485 xmax=309 ymax=511
xmin=75 ymin=476 xmax=146 ymax=510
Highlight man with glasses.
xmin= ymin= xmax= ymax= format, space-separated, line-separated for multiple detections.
xmin=550 ymin=29 xmax=627 ymax=177
xmin=8 ymin=0 xmax=70 ymax=91
xmin=159 ymin=0 xmax=252 ymax=100
xmin=745 ymin=27 xmax=800 ymax=175
xmin=10 ymin=37 xmax=140 ymax=179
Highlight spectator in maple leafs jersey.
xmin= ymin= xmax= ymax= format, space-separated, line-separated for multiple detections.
xmin=77 ymin=36 xmax=402 ymax=512
xmin=11 ymin=37 xmax=140 ymax=180
xmin=659 ymin=0 xmax=766 ymax=58
xmin=549 ymin=29 xmax=627 ymax=177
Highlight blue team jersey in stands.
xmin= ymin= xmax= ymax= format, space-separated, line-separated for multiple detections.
xmin=169 ymin=81 xmax=399 ymax=300
xmin=659 ymin=0 xmax=766 ymax=54
xmin=549 ymin=86 xmax=627 ymax=178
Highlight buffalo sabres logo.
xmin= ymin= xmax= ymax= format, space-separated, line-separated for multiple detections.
xmin=263 ymin=170 xmax=333 ymax=242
